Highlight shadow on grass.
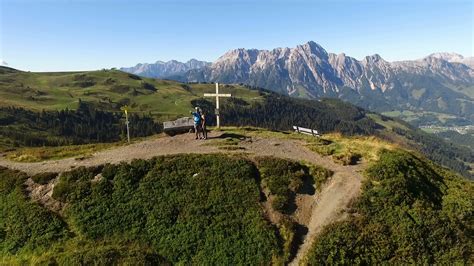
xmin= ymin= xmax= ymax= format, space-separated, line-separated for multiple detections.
xmin=288 ymin=223 xmax=309 ymax=263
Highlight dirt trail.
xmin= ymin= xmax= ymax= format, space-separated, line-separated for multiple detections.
xmin=0 ymin=131 xmax=363 ymax=264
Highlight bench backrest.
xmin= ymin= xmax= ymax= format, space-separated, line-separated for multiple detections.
xmin=293 ymin=126 xmax=319 ymax=136
xmin=163 ymin=117 xmax=194 ymax=130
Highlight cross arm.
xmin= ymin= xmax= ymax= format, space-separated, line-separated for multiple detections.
xmin=204 ymin=93 xmax=232 ymax=97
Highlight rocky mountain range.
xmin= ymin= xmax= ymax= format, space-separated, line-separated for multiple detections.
xmin=121 ymin=41 xmax=474 ymax=124
xmin=427 ymin=52 xmax=474 ymax=69
xmin=120 ymin=59 xmax=210 ymax=78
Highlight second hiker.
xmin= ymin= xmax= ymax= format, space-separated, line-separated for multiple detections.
xmin=201 ymin=111 xmax=207 ymax=140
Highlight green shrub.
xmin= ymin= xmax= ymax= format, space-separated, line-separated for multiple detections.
xmin=333 ymin=152 xmax=362 ymax=165
xmin=272 ymin=194 xmax=288 ymax=211
xmin=0 ymin=168 xmax=69 ymax=255
xmin=101 ymin=163 xmax=117 ymax=180
xmin=52 ymin=166 xmax=100 ymax=202
xmin=310 ymin=165 xmax=333 ymax=190
xmin=31 ymin=172 xmax=57 ymax=184
xmin=37 ymin=244 xmax=167 ymax=265
xmin=256 ymin=157 xmax=329 ymax=213
xmin=306 ymin=149 xmax=473 ymax=264
xmin=56 ymin=154 xmax=279 ymax=264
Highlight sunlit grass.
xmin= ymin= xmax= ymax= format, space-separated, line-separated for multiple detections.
xmin=4 ymin=134 xmax=165 ymax=162
xmin=5 ymin=143 xmax=123 ymax=162
xmin=306 ymin=133 xmax=398 ymax=164
xmin=0 ymin=70 xmax=263 ymax=122
xmin=219 ymin=126 xmax=398 ymax=164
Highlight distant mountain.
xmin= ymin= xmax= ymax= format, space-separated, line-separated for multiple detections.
xmin=427 ymin=52 xmax=474 ymax=68
xmin=120 ymin=59 xmax=210 ymax=78
xmin=178 ymin=41 xmax=474 ymax=124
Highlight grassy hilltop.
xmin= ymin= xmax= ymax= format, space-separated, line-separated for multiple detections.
xmin=0 ymin=67 xmax=262 ymax=120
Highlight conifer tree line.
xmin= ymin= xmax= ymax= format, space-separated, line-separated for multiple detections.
xmin=193 ymin=95 xmax=473 ymax=179
xmin=193 ymin=95 xmax=380 ymax=135
xmin=0 ymin=95 xmax=471 ymax=179
xmin=1 ymin=95 xmax=378 ymax=148
xmin=0 ymin=101 xmax=161 ymax=147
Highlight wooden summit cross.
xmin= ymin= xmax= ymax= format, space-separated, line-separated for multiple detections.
xmin=204 ymin=83 xmax=231 ymax=128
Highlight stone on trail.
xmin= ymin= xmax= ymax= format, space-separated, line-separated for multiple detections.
xmin=163 ymin=117 xmax=194 ymax=136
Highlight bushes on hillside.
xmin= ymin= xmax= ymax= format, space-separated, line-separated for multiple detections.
xmin=0 ymin=167 xmax=69 ymax=255
xmin=391 ymin=127 xmax=473 ymax=179
xmin=52 ymin=166 xmax=102 ymax=202
xmin=255 ymin=157 xmax=332 ymax=213
xmin=36 ymin=244 xmax=167 ymax=265
xmin=1 ymin=155 xmax=335 ymax=264
xmin=58 ymin=155 xmax=279 ymax=264
xmin=306 ymin=149 xmax=473 ymax=264
xmin=31 ymin=172 xmax=57 ymax=184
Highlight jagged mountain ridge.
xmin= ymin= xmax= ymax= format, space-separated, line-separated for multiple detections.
xmin=120 ymin=59 xmax=210 ymax=78
xmin=178 ymin=41 xmax=473 ymax=122
xmin=427 ymin=52 xmax=474 ymax=68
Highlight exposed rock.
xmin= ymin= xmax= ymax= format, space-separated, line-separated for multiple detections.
xmin=179 ymin=41 xmax=474 ymax=121
xmin=25 ymin=176 xmax=64 ymax=214
xmin=121 ymin=59 xmax=210 ymax=78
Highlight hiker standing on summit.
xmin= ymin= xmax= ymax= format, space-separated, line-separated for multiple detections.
xmin=191 ymin=107 xmax=202 ymax=140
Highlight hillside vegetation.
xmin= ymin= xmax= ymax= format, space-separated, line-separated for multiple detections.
xmin=0 ymin=67 xmax=262 ymax=119
xmin=1 ymin=146 xmax=472 ymax=264
xmin=305 ymin=149 xmax=473 ymax=264
xmin=0 ymin=102 xmax=159 ymax=148
xmin=1 ymin=154 xmax=333 ymax=264
xmin=0 ymin=67 xmax=472 ymax=179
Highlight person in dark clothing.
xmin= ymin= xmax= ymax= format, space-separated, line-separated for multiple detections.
xmin=201 ymin=111 xmax=207 ymax=139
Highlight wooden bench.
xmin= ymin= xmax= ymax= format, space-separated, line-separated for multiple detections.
xmin=293 ymin=126 xmax=320 ymax=137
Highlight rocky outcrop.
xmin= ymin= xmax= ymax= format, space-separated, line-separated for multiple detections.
xmin=121 ymin=59 xmax=210 ymax=78
xmin=180 ymin=41 xmax=474 ymax=120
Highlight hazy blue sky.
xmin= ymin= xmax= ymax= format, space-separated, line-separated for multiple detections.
xmin=1 ymin=0 xmax=472 ymax=71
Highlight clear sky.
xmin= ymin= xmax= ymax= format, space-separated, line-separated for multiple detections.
xmin=1 ymin=0 xmax=472 ymax=71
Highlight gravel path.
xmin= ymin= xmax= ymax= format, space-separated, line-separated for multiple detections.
xmin=0 ymin=131 xmax=364 ymax=264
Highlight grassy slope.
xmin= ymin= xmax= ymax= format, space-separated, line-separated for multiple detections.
xmin=0 ymin=68 xmax=263 ymax=120
xmin=445 ymin=83 xmax=474 ymax=99
xmin=382 ymin=110 xmax=458 ymax=124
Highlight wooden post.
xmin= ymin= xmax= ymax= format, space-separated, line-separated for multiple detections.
xmin=216 ymin=83 xmax=220 ymax=128
xmin=125 ymin=111 xmax=130 ymax=143
xmin=121 ymin=105 xmax=130 ymax=143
